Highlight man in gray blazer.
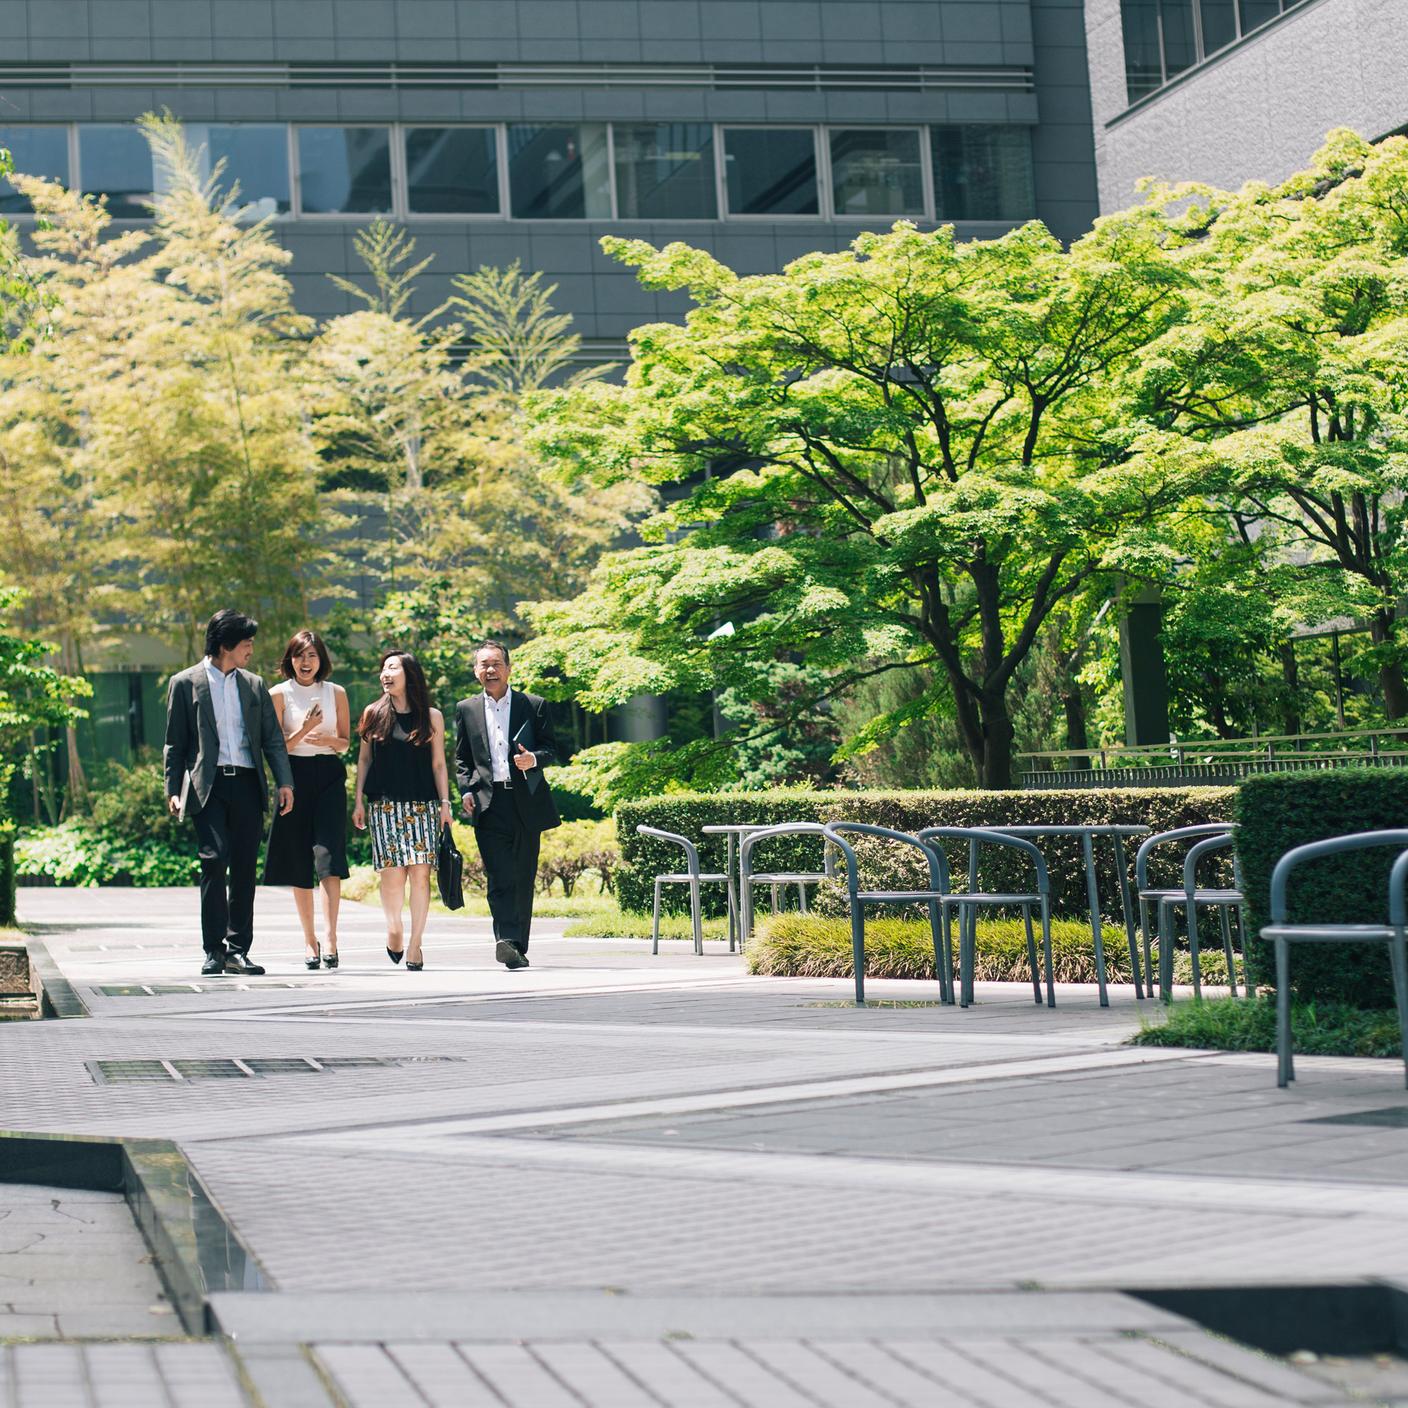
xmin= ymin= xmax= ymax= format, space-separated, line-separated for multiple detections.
xmin=164 ymin=609 xmax=294 ymax=975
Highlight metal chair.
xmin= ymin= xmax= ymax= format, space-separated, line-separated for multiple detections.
xmin=823 ymin=822 xmax=952 ymax=1007
xmin=635 ymin=825 xmax=739 ymax=957
xmin=1134 ymin=823 xmax=1234 ymax=996
xmin=920 ymin=827 xmax=1054 ymax=1009
xmin=738 ymin=823 xmax=835 ymax=949
xmin=1260 ymin=831 xmax=1408 ymax=1089
xmin=1153 ymin=831 xmax=1246 ymax=1002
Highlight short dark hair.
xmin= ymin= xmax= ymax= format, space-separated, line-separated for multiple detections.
xmin=279 ymin=630 xmax=332 ymax=682
xmin=205 ymin=609 xmax=258 ymax=658
xmin=475 ymin=640 xmax=510 ymax=667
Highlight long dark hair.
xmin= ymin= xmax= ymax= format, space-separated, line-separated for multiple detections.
xmin=359 ymin=649 xmax=433 ymax=746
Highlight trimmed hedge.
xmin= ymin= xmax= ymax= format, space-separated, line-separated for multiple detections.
xmin=617 ymin=787 xmax=1235 ymax=920
xmin=1236 ymin=770 xmax=1408 ymax=1008
xmin=0 ymin=826 xmax=14 ymax=925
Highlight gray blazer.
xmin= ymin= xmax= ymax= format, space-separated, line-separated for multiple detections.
xmin=163 ymin=662 xmax=294 ymax=817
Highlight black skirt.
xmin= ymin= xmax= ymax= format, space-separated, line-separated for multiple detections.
xmin=263 ymin=754 xmax=350 ymax=887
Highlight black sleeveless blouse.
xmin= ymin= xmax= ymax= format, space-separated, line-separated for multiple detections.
xmin=364 ymin=710 xmax=438 ymax=802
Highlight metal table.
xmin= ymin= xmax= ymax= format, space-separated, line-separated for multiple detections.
xmin=988 ymin=824 xmax=1151 ymax=1006
xmin=701 ymin=824 xmax=793 ymax=947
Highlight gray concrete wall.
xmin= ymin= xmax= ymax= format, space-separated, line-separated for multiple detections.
xmin=0 ymin=1 xmax=1098 ymax=337
xmin=1085 ymin=0 xmax=1408 ymax=213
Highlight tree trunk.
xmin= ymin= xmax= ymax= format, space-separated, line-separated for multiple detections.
xmin=1278 ymin=642 xmax=1301 ymax=737
xmin=976 ymin=693 xmax=1016 ymax=790
xmin=1063 ymin=685 xmax=1091 ymax=770
xmin=1372 ymin=610 xmax=1408 ymax=719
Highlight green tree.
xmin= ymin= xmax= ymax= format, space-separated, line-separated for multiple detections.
xmin=520 ymin=217 xmax=1190 ymax=789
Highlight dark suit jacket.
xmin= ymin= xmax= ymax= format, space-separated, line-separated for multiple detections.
xmin=163 ymin=662 xmax=294 ymax=817
xmin=454 ymin=689 xmax=561 ymax=832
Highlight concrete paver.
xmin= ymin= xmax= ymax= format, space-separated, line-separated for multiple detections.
xmin=5 ymin=886 xmax=1406 ymax=1405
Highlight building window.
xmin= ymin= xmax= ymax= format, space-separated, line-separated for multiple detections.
xmin=724 ymin=128 xmax=818 ymax=216
xmin=508 ymin=124 xmax=610 ymax=219
xmin=0 ymin=127 xmax=69 ymax=213
xmin=829 ymin=129 xmax=925 ymax=217
xmin=1122 ymin=0 xmax=1309 ymax=104
xmin=79 ymin=125 xmax=153 ymax=219
xmin=181 ymin=124 xmax=290 ymax=217
xmin=613 ymin=123 xmax=716 ymax=219
xmin=405 ymin=127 xmax=499 ymax=215
xmin=296 ymin=127 xmax=393 ymax=215
xmin=931 ymin=126 xmax=1034 ymax=222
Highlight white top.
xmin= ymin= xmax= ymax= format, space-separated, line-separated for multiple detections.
xmin=483 ymin=690 xmax=513 ymax=782
xmin=273 ymin=679 xmax=339 ymax=757
xmin=203 ymin=658 xmax=253 ymax=768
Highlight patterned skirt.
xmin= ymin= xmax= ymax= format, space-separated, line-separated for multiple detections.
xmin=367 ymin=798 xmax=439 ymax=870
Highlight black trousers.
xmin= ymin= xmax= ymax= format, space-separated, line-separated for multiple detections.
xmin=191 ymin=770 xmax=264 ymax=957
xmin=473 ymin=783 xmax=541 ymax=953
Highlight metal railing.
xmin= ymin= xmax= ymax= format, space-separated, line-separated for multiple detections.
xmin=1019 ymin=726 xmax=1408 ymax=790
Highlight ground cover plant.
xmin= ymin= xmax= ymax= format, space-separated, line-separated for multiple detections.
xmin=1132 ymin=996 xmax=1403 ymax=1060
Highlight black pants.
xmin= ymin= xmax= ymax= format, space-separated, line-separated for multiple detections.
xmin=473 ymin=783 xmax=541 ymax=953
xmin=191 ymin=770 xmax=264 ymax=957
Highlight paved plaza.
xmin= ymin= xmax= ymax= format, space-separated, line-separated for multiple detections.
xmin=3 ymin=885 xmax=1408 ymax=1405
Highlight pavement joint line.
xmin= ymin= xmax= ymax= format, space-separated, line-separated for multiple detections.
xmin=262 ymin=1045 xmax=1214 ymax=1142
xmin=297 ymin=1130 xmax=1408 ymax=1219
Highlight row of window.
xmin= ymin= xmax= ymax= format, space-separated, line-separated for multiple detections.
xmin=0 ymin=120 xmax=1035 ymax=225
xmin=1122 ymin=0 xmax=1309 ymax=103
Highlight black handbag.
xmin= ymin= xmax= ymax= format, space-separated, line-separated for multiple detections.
xmin=436 ymin=823 xmax=465 ymax=911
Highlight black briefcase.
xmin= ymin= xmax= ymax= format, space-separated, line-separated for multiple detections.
xmin=437 ymin=824 xmax=465 ymax=911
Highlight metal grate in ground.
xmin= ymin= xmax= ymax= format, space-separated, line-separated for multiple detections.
xmin=87 ymin=1056 xmax=467 ymax=1084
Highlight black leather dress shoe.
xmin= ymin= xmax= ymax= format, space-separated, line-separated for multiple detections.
xmin=495 ymin=940 xmax=527 ymax=970
xmin=201 ymin=954 xmax=226 ymax=976
xmin=224 ymin=952 xmax=266 ymax=976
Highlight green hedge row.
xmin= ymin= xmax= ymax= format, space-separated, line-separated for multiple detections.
xmin=617 ymin=787 xmax=1235 ymax=921
xmin=0 ymin=826 xmax=15 ymax=925
xmin=1236 ymin=770 xmax=1408 ymax=1008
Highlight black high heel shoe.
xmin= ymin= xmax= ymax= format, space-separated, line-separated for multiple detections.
xmin=386 ymin=945 xmax=404 ymax=965
xmin=406 ymin=956 xmax=424 ymax=971
xmin=323 ymin=951 xmax=339 ymax=969
xmin=305 ymin=944 xmax=321 ymax=971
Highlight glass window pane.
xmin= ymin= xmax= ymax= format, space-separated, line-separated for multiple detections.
xmin=296 ymin=127 xmax=392 ymax=214
xmin=1160 ymin=0 xmax=1197 ymax=77
xmin=1199 ymin=0 xmax=1238 ymax=51
xmin=829 ymin=129 xmax=924 ymax=217
xmin=173 ymin=124 xmax=289 ymax=216
xmin=406 ymin=127 xmax=499 ymax=214
xmin=1239 ymin=0 xmax=1281 ymax=28
xmin=613 ymin=123 xmax=716 ymax=219
xmin=1121 ymin=0 xmax=1163 ymax=99
xmin=931 ymin=125 xmax=1034 ymax=222
xmin=0 ymin=127 xmax=69 ymax=213
xmin=508 ymin=124 xmax=610 ymax=219
xmin=78 ymin=124 xmax=153 ymax=219
xmin=723 ymin=128 xmax=818 ymax=216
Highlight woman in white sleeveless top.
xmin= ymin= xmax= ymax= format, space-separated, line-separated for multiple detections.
xmin=263 ymin=631 xmax=351 ymax=968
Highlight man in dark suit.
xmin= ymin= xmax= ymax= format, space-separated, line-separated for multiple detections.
xmin=164 ymin=609 xmax=294 ymax=976
xmin=455 ymin=641 xmax=560 ymax=969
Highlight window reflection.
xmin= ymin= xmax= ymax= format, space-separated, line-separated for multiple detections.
xmin=830 ymin=129 xmax=924 ymax=216
xmin=296 ymin=127 xmax=392 ymax=214
xmin=614 ymin=123 xmax=716 ymax=219
xmin=508 ymin=124 xmax=610 ymax=219
xmin=79 ymin=125 xmax=153 ymax=219
xmin=178 ymin=124 xmax=290 ymax=217
xmin=406 ymin=127 xmax=499 ymax=214
xmin=0 ymin=127 xmax=69 ymax=212
xmin=931 ymin=126 xmax=1034 ymax=222
xmin=724 ymin=128 xmax=818 ymax=216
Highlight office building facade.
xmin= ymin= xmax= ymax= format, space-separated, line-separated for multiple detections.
xmin=1085 ymin=0 xmax=1405 ymax=212
xmin=0 ymin=0 xmax=1099 ymax=352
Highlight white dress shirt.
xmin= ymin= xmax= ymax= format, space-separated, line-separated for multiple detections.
xmin=204 ymin=658 xmax=254 ymax=769
xmin=483 ymin=690 xmax=513 ymax=782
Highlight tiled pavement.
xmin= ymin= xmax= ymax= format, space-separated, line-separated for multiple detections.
xmin=5 ymin=886 xmax=1408 ymax=1406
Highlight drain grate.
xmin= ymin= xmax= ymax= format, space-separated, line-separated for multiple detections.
xmin=98 ymin=983 xmax=304 ymax=995
xmin=87 ymin=1056 xmax=465 ymax=1084
xmin=802 ymin=1000 xmax=945 ymax=1009
xmin=1304 ymin=1106 xmax=1408 ymax=1129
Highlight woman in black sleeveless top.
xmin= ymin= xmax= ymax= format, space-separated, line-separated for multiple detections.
xmin=351 ymin=650 xmax=453 ymax=970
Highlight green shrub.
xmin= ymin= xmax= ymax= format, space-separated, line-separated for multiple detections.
xmin=746 ymin=912 xmax=1232 ymax=986
xmin=87 ymin=756 xmax=190 ymax=847
xmin=1132 ymin=995 xmax=1403 ymax=1059
xmin=15 ymin=822 xmax=199 ymax=887
xmin=0 ymin=823 xmax=14 ymax=924
xmin=537 ymin=819 xmax=617 ymax=897
xmin=1235 ymin=770 xmax=1408 ymax=1008
xmin=617 ymin=787 xmax=1235 ymax=920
